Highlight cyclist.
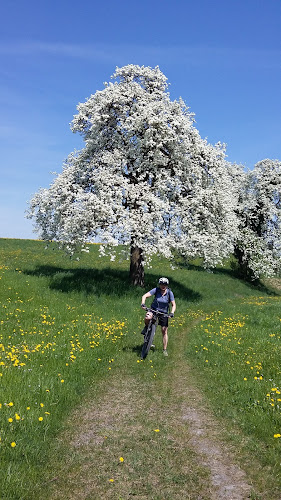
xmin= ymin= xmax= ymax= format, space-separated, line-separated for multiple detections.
xmin=141 ymin=277 xmax=176 ymax=356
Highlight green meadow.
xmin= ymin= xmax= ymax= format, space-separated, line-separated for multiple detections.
xmin=1 ymin=238 xmax=281 ymax=499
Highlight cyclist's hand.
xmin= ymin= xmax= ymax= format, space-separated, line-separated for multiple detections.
xmin=141 ymin=303 xmax=146 ymax=309
xmin=169 ymin=313 xmax=174 ymax=318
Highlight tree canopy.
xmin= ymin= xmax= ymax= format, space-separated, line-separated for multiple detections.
xmin=234 ymin=159 xmax=281 ymax=279
xmin=28 ymin=64 xmax=253 ymax=285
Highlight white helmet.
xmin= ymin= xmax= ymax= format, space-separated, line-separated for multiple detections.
xmin=158 ymin=277 xmax=169 ymax=285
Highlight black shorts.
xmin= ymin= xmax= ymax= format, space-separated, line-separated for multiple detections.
xmin=158 ymin=315 xmax=168 ymax=327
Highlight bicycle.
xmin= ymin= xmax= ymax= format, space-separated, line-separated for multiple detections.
xmin=141 ymin=307 xmax=172 ymax=360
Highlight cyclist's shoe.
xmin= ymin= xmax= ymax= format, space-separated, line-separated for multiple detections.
xmin=151 ymin=344 xmax=155 ymax=349
xmin=141 ymin=326 xmax=147 ymax=335
xmin=163 ymin=349 xmax=168 ymax=357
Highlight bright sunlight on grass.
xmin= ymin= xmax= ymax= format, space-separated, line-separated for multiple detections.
xmin=1 ymin=238 xmax=281 ymax=499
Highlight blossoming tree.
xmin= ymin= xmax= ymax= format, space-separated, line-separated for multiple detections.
xmin=234 ymin=158 xmax=281 ymax=279
xmin=28 ymin=65 xmax=238 ymax=286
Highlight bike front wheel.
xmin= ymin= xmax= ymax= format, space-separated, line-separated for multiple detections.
xmin=141 ymin=322 xmax=156 ymax=360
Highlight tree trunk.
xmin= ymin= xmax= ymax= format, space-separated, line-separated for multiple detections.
xmin=234 ymin=245 xmax=254 ymax=281
xmin=130 ymin=246 xmax=145 ymax=287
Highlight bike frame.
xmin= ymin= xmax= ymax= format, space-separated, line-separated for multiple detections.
xmin=141 ymin=307 xmax=170 ymax=360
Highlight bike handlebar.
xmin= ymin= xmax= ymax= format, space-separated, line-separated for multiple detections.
xmin=142 ymin=305 xmax=173 ymax=318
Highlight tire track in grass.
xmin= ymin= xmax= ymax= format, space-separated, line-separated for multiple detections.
xmin=170 ymin=349 xmax=253 ymax=500
xmin=40 ymin=320 xmax=253 ymax=500
xmin=149 ymin=320 xmax=253 ymax=500
xmin=42 ymin=372 xmax=211 ymax=500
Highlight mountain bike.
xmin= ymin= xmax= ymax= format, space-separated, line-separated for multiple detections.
xmin=141 ymin=307 xmax=171 ymax=360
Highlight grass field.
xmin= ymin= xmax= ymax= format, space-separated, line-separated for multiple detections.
xmin=1 ymin=238 xmax=281 ymax=499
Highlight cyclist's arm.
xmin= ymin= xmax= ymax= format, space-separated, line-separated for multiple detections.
xmin=170 ymin=300 xmax=176 ymax=314
xmin=141 ymin=291 xmax=152 ymax=306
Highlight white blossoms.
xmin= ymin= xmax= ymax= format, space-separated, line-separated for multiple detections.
xmin=234 ymin=159 xmax=281 ymax=279
xmin=27 ymin=65 xmax=280 ymax=280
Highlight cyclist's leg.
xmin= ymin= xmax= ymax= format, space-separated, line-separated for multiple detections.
xmin=158 ymin=315 xmax=169 ymax=351
xmin=141 ymin=320 xmax=156 ymax=359
xmin=144 ymin=319 xmax=153 ymax=340
xmin=142 ymin=310 xmax=153 ymax=335
xmin=161 ymin=326 xmax=168 ymax=350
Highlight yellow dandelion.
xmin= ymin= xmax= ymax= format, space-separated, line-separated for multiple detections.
xmin=119 ymin=457 xmax=124 ymax=462
xmin=154 ymin=429 xmax=160 ymax=432
xmin=8 ymin=418 xmax=13 ymax=423
xmin=38 ymin=417 xmax=43 ymax=422
xmin=274 ymin=434 xmax=281 ymax=438
xmin=11 ymin=442 xmax=16 ymax=448
xmin=109 ymin=478 xmax=114 ymax=482
xmin=61 ymin=379 xmax=64 ymax=383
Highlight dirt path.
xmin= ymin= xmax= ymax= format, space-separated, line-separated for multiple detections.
xmin=155 ymin=325 xmax=253 ymax=500
xmin=42 ymin=325 xmax=254 ymax=500
xmin=171 ymin=358 xmax=252 ymax=500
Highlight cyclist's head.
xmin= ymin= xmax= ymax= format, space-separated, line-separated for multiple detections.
xmin=158 ymin=277 xmax=169 ymax=286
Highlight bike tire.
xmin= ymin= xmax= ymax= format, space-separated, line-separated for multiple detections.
xmin=141 ymin=322 xmax=156 ymax=359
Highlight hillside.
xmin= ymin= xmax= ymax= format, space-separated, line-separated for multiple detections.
xmin=0 ymin=238 xmax=281 ymax=499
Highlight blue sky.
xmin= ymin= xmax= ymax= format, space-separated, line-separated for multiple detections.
xmin=0 ymin=0 xmax=280 ymax=239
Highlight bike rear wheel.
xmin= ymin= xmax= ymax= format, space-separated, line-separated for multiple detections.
xmin=141 ymin=322 xmax=156 ymax=359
